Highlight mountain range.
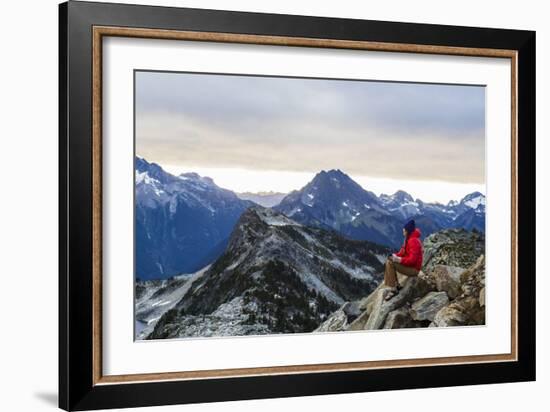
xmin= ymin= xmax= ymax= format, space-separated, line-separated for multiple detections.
xmin=145 ymin=206 xmax=390 ymax=339
xmin=135 ymin=157 xmax=485 ymax=280
xmin=274 ymin=169 xmax=485 ymax=247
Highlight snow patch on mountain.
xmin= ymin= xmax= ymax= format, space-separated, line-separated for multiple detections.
xmin=464 ymin=195 xmax=486 ymax=209
xmin=135 ymin=265 xmax=211 ymax=339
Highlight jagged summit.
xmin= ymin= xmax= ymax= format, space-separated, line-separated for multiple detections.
xmin=309 ymin=168 xmax=365 ymax=191
xmin=390 ymin=190 xmax=414 ymax=203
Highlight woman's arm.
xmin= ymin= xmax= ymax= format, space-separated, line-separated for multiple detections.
xmin=400 ymin=238 xmax=421 ymax=267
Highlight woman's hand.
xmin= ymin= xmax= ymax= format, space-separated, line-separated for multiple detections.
xmin=391 ymin=254 xmax=402 ymax=263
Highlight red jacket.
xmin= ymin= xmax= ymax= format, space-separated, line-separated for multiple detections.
xmin=395 ymin=228 xmax=423 ymax=270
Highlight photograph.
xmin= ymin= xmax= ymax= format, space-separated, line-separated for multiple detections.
xmin=134 ymin=71 xmax=487 ymax=340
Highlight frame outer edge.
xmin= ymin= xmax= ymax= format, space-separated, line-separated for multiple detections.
xmin=62 ymin=1 xmax=535 ymax=409
xmin=59 ymin=2 xmax=69 ymax=410
xmin=517 ymin=31 xmax=536 ymax=380
xmin=67 ymin=1 xmax=96 ymax=409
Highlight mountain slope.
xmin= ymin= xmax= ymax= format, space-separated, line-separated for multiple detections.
xmin=147 ymin=206 xmax=391 ymax=339
xmin=135 ymin=157 xmax=253 ymax=280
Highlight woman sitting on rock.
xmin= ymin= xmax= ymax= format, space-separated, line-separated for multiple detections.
xmin=384 ymin=219 xmax=423 ymax=301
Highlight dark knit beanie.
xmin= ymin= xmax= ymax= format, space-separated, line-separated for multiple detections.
xmin=404 ymin=219 xmax=416 ymax=234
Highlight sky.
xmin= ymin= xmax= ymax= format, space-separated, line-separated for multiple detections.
xmin=135 ymin=71 xmax=486 ymax=203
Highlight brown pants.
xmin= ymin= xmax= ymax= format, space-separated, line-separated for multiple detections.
xmin=384 ymin=259 xmax=419 ymax=288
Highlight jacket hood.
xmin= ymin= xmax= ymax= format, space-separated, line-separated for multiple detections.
xmin=409 ymin=228 xmax=421 ymax=239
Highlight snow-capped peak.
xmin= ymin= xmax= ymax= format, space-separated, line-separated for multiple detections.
xmin=179 ymin=172 xmax=215 ymax=186
xmin=460 ymin=192 xmax=486 ymax=209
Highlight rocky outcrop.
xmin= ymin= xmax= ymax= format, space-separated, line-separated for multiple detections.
xmin=423 ymin=228 xmax=484 ymax=272
xmin=383 ymin=306 xmax=426 ymax=329
xmin=315 ymin=309 xmax=348 ymax=332
xmin=314 ymin=302 xmax=362 ymax=332
xmin=425 ymin=265 xmax=464 ymax=299
xmin=410 ymin=292 xmax=449 ymax=321
xmin=432 ymin=255 xmax=486 ymax=327
xmin=316 ymin=229 xmax=486 ymax=333
xmin=363 ymin=275 xmax=434 ymax=329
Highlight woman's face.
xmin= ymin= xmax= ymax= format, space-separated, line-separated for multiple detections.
xmin=403 ymin=228 xmax=407 ymax=237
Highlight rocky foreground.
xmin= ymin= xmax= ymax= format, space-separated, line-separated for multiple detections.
xmin=316 ymin=228 xmax=486 ymax=332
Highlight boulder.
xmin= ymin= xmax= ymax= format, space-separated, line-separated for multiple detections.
xmin=432 ymin=302 xmax=468 ymax=327
xmin=315 ymin=305 xmax=349 ymax=332
xmin=343 ymin=300 xmax=363 ymax=320
xmin=432 ymin=255 xmax=486 ymax=327
xmin=358 ymin=282 xmax=384 ymax=313
xmin=362 ymin=275 xmax=434 ymax=330
xmin=432 ymin=295 xmax=485 ymax=327
xmin=410 ymin=291 xmax=450 ymax=321
xmin=358 ymin=273 xmax=410 ymax=314
xmin=428 ymin=265 xmax=464 ymax=299
xmin=383 ymin=306 xmax=425 ymax=329
xmin=347 ymin=309 xmax=371 ymax=331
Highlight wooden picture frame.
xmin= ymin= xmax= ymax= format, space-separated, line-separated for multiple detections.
xmin=59 ymin=1 xmax=536 ymax=410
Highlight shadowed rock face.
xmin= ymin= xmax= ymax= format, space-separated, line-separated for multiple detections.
xmin=315 ymin=229 xmax=486 ymax=333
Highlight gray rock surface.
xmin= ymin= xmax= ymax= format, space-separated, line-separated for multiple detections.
xmin=410 ymin=291 xmax=450 ymax=321
xmin=423 ymin=229 xmax=485 ymax=273
xmin=315 ymin=305 xmax=349 ymax=332
xmin=432 ymin=255 xmax=485 ymax=327
xmin=383 ymin=306 xmax=425 ymax=329
xmin=361 ymin=276 xmax=434 ymax=330
xmin=428 ymin=265 xmax=464 ymax=299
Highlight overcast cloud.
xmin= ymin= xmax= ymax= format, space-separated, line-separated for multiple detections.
xmin=135 ymin=71 xmax=485 ymax=187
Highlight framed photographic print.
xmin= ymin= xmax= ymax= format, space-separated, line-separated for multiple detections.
xmin=59 ymin=1 xmax=536 ymax=410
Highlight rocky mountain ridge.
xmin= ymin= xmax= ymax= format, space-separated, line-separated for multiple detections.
xmin=141 ymin=206 xmax=391 ymax=339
